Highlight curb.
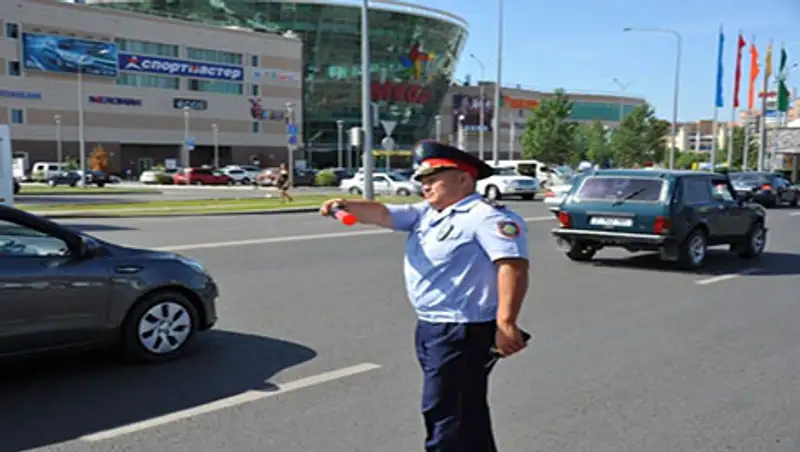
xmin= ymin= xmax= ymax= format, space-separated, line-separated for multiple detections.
xmin=34 ymin=207 xmax=320 ymax=220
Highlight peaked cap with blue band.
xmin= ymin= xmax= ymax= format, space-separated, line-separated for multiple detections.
xmin=411 ymin=140 xmax=494 ymax=181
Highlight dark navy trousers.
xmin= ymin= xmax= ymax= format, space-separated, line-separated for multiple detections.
xmin=414 ymin=320 xmax=499 ymax=452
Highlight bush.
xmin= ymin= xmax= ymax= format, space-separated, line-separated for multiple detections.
xmin=315 ymin=169 xmax=338 ymax=187
xmin=154 ymin=173 xmax=175 ymax=184
xmin=31 ymin=171 xmax=45 ymax=182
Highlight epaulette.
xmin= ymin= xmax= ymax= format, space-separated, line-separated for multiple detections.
xmin=480 ymin=197 xmax=506 ymax=209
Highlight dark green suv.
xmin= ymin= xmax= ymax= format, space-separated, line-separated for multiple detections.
xmin=550 ymin=169 xmax=767 ymax=269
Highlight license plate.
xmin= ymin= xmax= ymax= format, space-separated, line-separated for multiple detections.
xmin=590 ymin=216 xmax=633 ymax=227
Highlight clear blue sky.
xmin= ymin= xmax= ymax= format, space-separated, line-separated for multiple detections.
xmin=418 ymin=0 xmax=800 ymax=122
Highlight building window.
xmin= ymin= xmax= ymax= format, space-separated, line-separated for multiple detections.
xmin=188 ymin=79 xmax=243 ymax=95
xmin=251 ymin=55 xmax=258 ymax=67
xmin=252 ymin=122 xmax=260 ymax=133
xmin=114 ymin=38 xmax=179 ymax=57
xmin=186 ymin=47 xmax=243 ymax=66
xmin=251 ymin=85 xmax=259 ymax=96
xmin=5 ymin=23 xmax=19 ymax=39
xmin=10 ymin=109 xmax=24 ymax=124
xmin=116 ymin=73 xmax=179 ymax=89
xmin=7 ymin=61 xmax=21 ymax=77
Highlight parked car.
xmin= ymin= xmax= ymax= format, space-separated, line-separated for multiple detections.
xmin=550 ymin=169 xmax=767 ymax=269
xmin=729 ymin=171 xmax=799 ymax=207
xmin=339 ymin=171 xmax=420 ymax=196
xmin=221 ymin=165 xmax=261 ymax=185
xmin=0 ymin=204 xmax=218 ymax=362
xmin=477 ymin=166 xmax=540 ymax=201
xmin=173 ymin=168 xmax=234 ymax=185
xmin=46 ymin=170 xmax=106 ymax=188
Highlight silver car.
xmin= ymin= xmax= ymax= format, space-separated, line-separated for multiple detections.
xmin=0 ymin=205 xmax=218 ymax=363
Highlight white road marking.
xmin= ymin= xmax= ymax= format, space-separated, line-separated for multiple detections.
xmin=80 ymin=362 xmax=382 ymax=442
xmin=153 ymin=215 xmax=554 ymax=252
xmin=695 ymin=268 xmax=760 ymax=285
xmin=789 ymin=211 xmax=800 ymax=216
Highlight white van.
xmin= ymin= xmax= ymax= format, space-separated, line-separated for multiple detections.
xmin=30 ymin=162 xmax=63 ymax=181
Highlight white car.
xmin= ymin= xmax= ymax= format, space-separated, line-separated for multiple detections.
xmin=221 ymin=165 xmax=260 ymax=184
xmin=339 ymin=171 xmax=420 ymax=196
xmin=476 ymin=166 xmax=540 ymax=200
xmin=543 ymin=175 xmax=579 ymax=208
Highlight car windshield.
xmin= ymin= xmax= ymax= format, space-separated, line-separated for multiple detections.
xmin=386 ymin=173 xmax=409 ymax=181
xmin=575 ymin=176 xmax=664 ymax=202
xmin=493 ymin=167 xmax=517 ymax=176
xmin=730 ymin=173 xmax=770 ymax=184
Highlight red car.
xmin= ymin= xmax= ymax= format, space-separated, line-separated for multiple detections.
xmin=173 ymin=168 xmax=234 ymax=185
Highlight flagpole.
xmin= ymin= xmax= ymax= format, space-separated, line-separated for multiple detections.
xmin=743 ymin=34 xmax=756 ymax=171
xmin=757 ymin=40 xmax=772 ymax=171
xmin=710 ymin=25 xmax=724 ymax=169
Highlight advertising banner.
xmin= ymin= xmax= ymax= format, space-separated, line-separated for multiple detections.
xmin=252 ymin=68 xmax=300 ymax=84
xmin=88 ymin=95 xmax=142 ymax=106
xmin=174 ymin=98 xmax=208 ymax=110
xmin=22 ymin=33 xmax=118 ymax=77
xmin=451 ymin=93 xmax=493 ymax=133
xmin=118 ymin=53 xmax=244 ymax=82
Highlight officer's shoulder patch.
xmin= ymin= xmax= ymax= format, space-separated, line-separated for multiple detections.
xmin=480 ymin=197 xmax=506 ymax=209
xmin=497 ymin=220 xmax=521 ymax=238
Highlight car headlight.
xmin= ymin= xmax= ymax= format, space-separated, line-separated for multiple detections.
xmin=179 ymin=256 xmax=207 ymax=274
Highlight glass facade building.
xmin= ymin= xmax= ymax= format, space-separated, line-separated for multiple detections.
xmin=88 ymin=0 xmax=469 ymax=148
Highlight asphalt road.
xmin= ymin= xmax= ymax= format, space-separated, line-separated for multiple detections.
xmin=3 ymin=203 xmax=800 ymax=452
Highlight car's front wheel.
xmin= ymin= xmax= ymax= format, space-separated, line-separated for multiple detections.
xmin=121 ymin=290 xmax=199 ymax=364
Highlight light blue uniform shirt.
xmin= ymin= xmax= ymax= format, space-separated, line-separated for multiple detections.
xmin=386 ymin=193 xmax=529 ymax=323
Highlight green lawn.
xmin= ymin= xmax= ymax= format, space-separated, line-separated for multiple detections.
xmin=18 ymin=185 xmax=162 ymax=195
xmin=20 ymin=194 xmax=422 ymax=216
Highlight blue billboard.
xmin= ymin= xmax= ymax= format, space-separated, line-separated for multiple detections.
xmin=21 ymin=33 xmax=118 ymax=78
xmin=118 ymin=53 xmax=244 ymax=82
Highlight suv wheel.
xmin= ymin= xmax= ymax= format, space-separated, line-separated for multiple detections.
xmin=678 ymin=228 xmax=707 ymax=269
xmin=566 ymin=242 xmax=596 ymax=261
xmin=121 ymin=291 xmax=199 ymax=363
xmin=349 ymin=187 xmax=362 ymax=195
xmin=738 ymin=222 xmax=766 ymax=259
xmin=396 ymin=188 xmax=411 ymax=196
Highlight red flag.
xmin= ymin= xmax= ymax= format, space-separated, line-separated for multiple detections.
xmin=733 ymin=33 xmax=746 ymax=108
xmin=747 ymin=39 xmax=760 ymax=110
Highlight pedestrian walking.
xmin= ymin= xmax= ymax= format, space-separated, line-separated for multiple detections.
xmin=320 ymin=140 xmax=531 ymax=451
xmin=274 ymin=163 xmax=293 ymax=203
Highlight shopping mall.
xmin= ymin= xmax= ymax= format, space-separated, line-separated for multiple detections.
xmin=1 ymin=0 xmax=648 ymax=172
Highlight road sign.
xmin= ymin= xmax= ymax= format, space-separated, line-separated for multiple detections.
xmin=380 ymin=120 xmax=397 ymax=137
xmin=184 ymin=137 xmax=195 ymax=151
xmin=381 ymin=136 xmax=396 ymax=151
xmin=287 ymin=123 xmax=298 ymax=145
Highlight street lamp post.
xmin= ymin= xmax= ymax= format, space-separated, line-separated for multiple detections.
xmin=492 ymin=0 xmax=504 ymax=166
xmin=212 ymin=123 xmax=219 ymax=168
xmin=623 ymin=27 xmax=682 ymax=169
xmin=182 ymin=106 xmax=191 ymax=168
xmin=470 ymin=53 xmax=486 ymax=160
xmin=77 ymin=57 xmax=87 ymax=187
xmin=434 ymin=115 xmax=442 ymax=141
xmin=360 ymin=0 xmax=375 ymax=200
xmin=286 ymin=102 xmax=295 ymax=188
xmin=54 ymin=114 xmax=62 ymax=167
xmin=611 ymin=78 xmax=633 ymax=125
xmin=336 ymin=120 xmax=344 ymax=168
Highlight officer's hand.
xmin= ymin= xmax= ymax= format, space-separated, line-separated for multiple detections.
xmin=319 ymin=198 xmax=346 ymax=217
xmin=495 ymin=322 xmax=527 ymax=357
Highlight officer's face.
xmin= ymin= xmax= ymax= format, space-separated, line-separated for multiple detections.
xmin=420 ymin=169 xmax=472 ymax=208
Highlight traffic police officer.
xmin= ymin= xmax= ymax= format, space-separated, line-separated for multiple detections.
xmin=320 ymin=140 xmax=530 ymax=451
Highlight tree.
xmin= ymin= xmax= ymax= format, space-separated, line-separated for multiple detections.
xmin=729 ymin=126 xmax=758 ymax=170
xmin=584 ymin=120 xmax=613 ymax=166
xmin=520 ymin=88 xmax=576 ymax=165
xmin=569 ymin=123 xmax=590 ymax=167
xmin=89 ymin=145 xmax=110 ymax=171
xmin=608 ymin=104 xmax=668 ymax=167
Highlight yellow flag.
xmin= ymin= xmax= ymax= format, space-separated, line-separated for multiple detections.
xmin=764 ymin=42 xmax=773 ymax=80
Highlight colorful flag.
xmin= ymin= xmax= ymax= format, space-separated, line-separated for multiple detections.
xmin=715 ymin=26 xmax=725 ymax=108
xmin=764 ymin=42 xmax=773 ymax=81
xmin=733 ymin=33 xmax=746 ymax=108
xmin=747 ymin=39 xmax=759 ymax=110
xmin=777 ymin=45 xmax=790 ymax=112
